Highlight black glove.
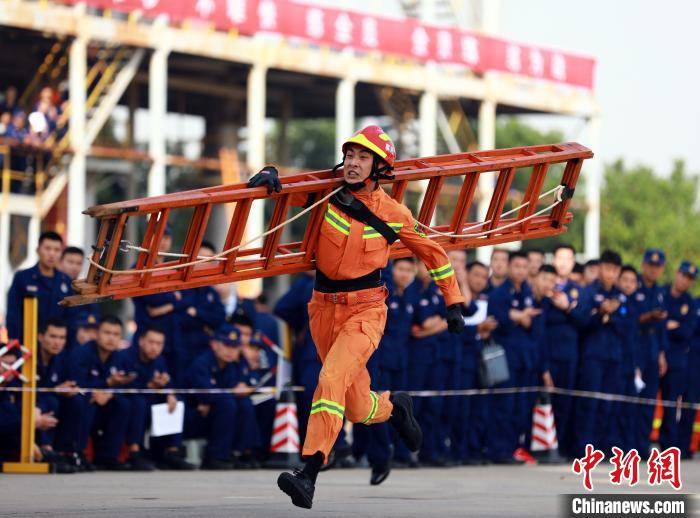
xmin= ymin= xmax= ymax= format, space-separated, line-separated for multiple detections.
xmin=446 ymin=303 xmax=465 ymax=334
xmin=247 ymin=166 xmax=282 ymax=194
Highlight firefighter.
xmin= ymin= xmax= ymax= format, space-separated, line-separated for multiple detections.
xmin=658 ymin=261 xmax=697 ymax=450
xmin=248 ymin=125 xmax=465 ymax=508
xmin=631 ymin=248 xmax=669 ymax=455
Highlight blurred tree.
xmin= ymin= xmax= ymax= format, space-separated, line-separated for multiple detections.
xmin=268 ymin=118 xmax=336 ymax=170
xmin=601 ymin=159 xmax=700 ymax=283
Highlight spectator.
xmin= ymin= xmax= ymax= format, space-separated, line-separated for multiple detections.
xmin=185 ymin=324 xmax=259 ymax=470
xmin=526 ymin=248 xmax=545 ymax=285
xmin=66 ymin=316 xmax=133 ymax=470
xmin=582 ymin=259 xmax=600 ymax=286
xmin=36 ymin=317 xmax=81 ymax=472
xmin=487 ymin=248 xmax=509 ymax=292
xmin=6 ymin=231 xmax=76 ymax=344
xmin=124 ymin=324 xmax=195 ymax=471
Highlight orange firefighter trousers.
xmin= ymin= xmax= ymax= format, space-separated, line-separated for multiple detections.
xmin=301 ymin=286 xmax=393 ymax=463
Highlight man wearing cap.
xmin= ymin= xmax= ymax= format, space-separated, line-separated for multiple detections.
xmin=185 ymin=324 xmax=257 ymax=470
xmin=658 ymin=261 xmax=697 ymax=451
xmin=679 ymin=281 xmax=700 ymax=458
xmin=631 ymin=248 xmax=670 ymax=455
xmin=248 ymin=125 xmax=465 ymax=508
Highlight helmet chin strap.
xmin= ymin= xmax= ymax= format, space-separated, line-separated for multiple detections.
xmin=332 ymin=154 xmax=395 ymax=192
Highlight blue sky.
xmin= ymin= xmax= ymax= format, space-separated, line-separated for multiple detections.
xmin=501 ymin=0 xmax=700 ymax=175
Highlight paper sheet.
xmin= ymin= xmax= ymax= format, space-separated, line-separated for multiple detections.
xmin=463 ymin=299 xmax=488 ymax=326
xmin=150 ymin=401 xmax=185 ymax=437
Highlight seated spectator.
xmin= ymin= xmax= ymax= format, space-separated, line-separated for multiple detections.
xmin=36 ymin=317 xmax=81 ymax=471
xmin=0 ymin=345 xmax=58 ymax=463
xmin=66 ymin=316 xmax=133 ymax=470
xmin=124 ymin=324 xmax=195 ymax=471
xmin=0 ymin=347 xmax=22 ymax=461
xmin=243 ymin=331 xmax=277 ymax=463
xmin=185 ymin=324 xmax=259 ymax=470
xmin=75 ymin=316 xmax=98 ymax=347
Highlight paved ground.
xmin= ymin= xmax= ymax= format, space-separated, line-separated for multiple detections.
xmin=1 ymin=461 xmax=698 ymax=517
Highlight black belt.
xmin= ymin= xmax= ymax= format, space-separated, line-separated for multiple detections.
xmin=314 ymin=269 xmax=382 ymax=293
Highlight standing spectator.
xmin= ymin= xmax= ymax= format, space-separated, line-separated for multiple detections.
xmin=573 ymin=250 xmax=630 ymax=456
xmin=631 ymin=248 xmax=669 ymax=456
xmin=543 ymin=244 xmax=589 ymax=457
xmin=179 ymin=242 xmax=226 ymax=370
xmin=612 ymin=264 xmax=642 ymax=452
xmin=487 ymin=249 xmax=509 ymax=292
xmin=0 ymin=86 xmax=18 ymax=115
xmin=678 ymin=294 xmax=700 ymax=458
xmin=582 ymin=259 xmax=600 ymax=286
xmin=658 ymin=262 xmax=697 ymax=451
xmin=455 ymin=260 xmax=497 ymax=465
xmin=6 ymin=231 xmax=75 ymax=343
xmin=487 ymin=251 xmax=542 ymax=463
xmin=60 ymin=246 xmax=100 ymax=342
xmin=526 ymin=249 xmax=545 ymax=286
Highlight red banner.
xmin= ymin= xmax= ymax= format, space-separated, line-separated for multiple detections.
xmin=62 ymin=0 xmax=595 ymax=89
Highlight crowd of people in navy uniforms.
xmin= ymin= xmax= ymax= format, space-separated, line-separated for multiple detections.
xmin=2 ymin=230 xmax=700 ymax=480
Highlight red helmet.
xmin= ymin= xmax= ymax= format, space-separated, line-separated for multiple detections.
xmin=341 ymin=125 xmax=396 ymax=167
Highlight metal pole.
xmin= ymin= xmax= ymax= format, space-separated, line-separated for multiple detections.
xmin=3 ymin=296 xmax=49 ymax=473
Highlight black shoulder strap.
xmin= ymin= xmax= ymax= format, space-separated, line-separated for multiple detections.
xmin=330 ymin=190 xmax=399 ymax=244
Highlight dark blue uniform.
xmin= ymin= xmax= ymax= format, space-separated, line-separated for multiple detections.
xmin=247 ymin=336 xmax=277 ymax=459
xmin=455 ymin=293 xmax=488 ymax=462
xmin=355 ymin=282 xmax=417 ymax=468
xmin=609 ymin=289 xmax=640 ymax=452
xmin=179 ymin=287 xmax=226 ymax=369
xmin=122 ymin=345 xmax=183 ymax=455
xmin=35 ymin=348 xmax=82 ymax=451
xmin=6 ymin=264 xmax=76 ymax=345
xmin=659 ymin=287 xmax=696 ymax=450
xmin=679 ymin=297 xmax=700 ymax=457
xmin=132 ymin=291 xmax=187 ymax=385
xmin=184 ymin=349 xmax=259 ymax=462
xmin=487 ymin=279 xmax=544 ymax=461
xmin=630 ymin=279 xmax=668 ymax=454
xmin=0 ymin=379 xmax=21 ymax=460
xmin=543 ymin=280 xmax=589 ymax=456
xmin=274 ymin=274 xmax=319 ymax=443
xmin=407 ymin=279 xmax=446 ymax=463
xmin=573 ymin=282 xmax=631 ymax=455
xmin=66 ymin=342 xmax=131 ymax=461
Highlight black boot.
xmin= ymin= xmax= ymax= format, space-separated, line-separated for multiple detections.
xmin=370 ymin=462 xmax=391 ymax=486
xmin=389 ymin=392 xmax=423 ymax=452
xmin=278 ymin=452 xmax=321 ymax=509
xmin=277 ymin=469 xmax=315 ymax=509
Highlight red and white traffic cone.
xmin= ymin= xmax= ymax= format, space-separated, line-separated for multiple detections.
xmin=265 ymin=385 xmax=302 ymax=468
xmin=530 ymin=392 xmax=566 ymax=464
